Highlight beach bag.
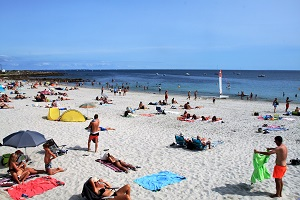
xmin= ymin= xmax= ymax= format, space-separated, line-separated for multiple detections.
xmin=1 ymin=153 xmax=11 ymax=167
xmin=254 ymin=112 xmax=259 ymax=116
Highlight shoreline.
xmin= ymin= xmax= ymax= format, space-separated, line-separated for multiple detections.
xmin=0 ymin=81 xmax=299 ymax=199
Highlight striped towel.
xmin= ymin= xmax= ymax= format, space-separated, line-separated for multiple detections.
xmin=95 ymin=159 xmax=123 ymax=172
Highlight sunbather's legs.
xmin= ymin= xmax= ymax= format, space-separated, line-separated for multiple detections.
xmin=11 ymin=172 xmax=20 ymax=184
xmin=27 ymin=168 xmax=46 ymax=174
xmin=19 ymin=170 xmax=30 ymax=183
xmin=46 ymin=167 xmax=64 ymax=175
xmin=119 ymin=160 xmax=136 ymax=171
xmin=113 ymin=161 xmax=129 ymax=173
xmin=115 ymin=184 xmax=131 ymax=199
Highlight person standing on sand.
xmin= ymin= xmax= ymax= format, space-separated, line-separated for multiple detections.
xmin=165 ymin=90 xmax=168 ymax=103
xmin=85 ymin=114 xmax=100 ymax=152
xmin=254 ymin=136 xmax=287 ymax=198
xmin=194 ymin=90 xmax=198 ymax=100
xmin=187 ymin=91 xmax=191 ymax=100
xmin=273 ymin=98 xmax=279 ymax=113
xmin=43 ymin=143 xmax=64 ymax=175
xmin=285 ymin=97 xmax=291 ymax=112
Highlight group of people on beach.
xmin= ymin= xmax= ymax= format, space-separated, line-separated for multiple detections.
xmin=8 ymin=144 xmax=64 ymax=184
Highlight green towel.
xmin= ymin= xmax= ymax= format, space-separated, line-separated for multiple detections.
xmin=251 ymin=153 xmax=271 ymax=184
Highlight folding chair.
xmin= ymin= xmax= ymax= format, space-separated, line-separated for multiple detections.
xmin=44 ymin=139 xmax=68 ymax=156
xmin=156 ymin=106 xmax=165 ymax=114
xmin=82 ymin=178 xmax=118 ymax=200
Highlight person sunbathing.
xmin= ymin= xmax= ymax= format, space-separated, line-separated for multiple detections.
xmin=14 ymin=150 xmax=46 ymax=175
xmin=295 ymin=107 xmax=299 ymax=112
xmin=196 ymin=135 xmax=211 ymax=149
xmin=103 ymin=153 xmax=136 ymax=173
xmin=177 ymin=111 xmax=189 ymax=120
xmin=99 ymin=127 xmax=115 ymax=131
xmin=212 ymin=116 xmax=222 ymax=122
xmin=171 ymin=98 xmax=178 ymax=104
xmin=15 ymin=94 xmax=26 ymax=99
xmin=8 ymin=153 xmax=30 ymax=184
xmin=201 ymin=116 xmax=211 ymax=121
xmin=184 ymin=136 xmax=211 ymax=149
xmin=89 ymin=177 xmax=131 ymax=200
xmin=0 ymin=102 xmax=14 ymax=109
xmin=60 ymin=96 xmax=72 ymax=101
xmin=138 ymin=101 xmax=147 ymax=109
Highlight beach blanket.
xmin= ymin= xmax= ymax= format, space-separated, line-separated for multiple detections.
xmin=211 ymin=140 xmax=224 ymax=148
xmin=6 ymin=176 xmax=64 ymax=200
xmin=134 ymin=171 xmax=186 ymax=191
xmin=251 ymin=153 xmax=270 ymax=184
xmin=140 ymin=113 xmax=155 ymax=117
xmin=264 ymin=125 xmax=288 ymax=131
xmin=95 ymin=159 xmax=123 ymax=172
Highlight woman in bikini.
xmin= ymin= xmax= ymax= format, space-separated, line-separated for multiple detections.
xmin=89 ymin=177 xmax=131 ymax=199
xmin=8 ymin=153 xmax=30 ymax=184
xmin=106 ymin=153 xmax=136 ymax=173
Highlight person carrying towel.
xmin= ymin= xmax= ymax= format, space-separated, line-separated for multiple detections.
xmin=254 ymin=136 xmax=287 ymax=198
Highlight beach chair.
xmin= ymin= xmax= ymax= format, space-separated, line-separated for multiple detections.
xmin=175 ymin=135 xmax=186 ymax=147
xmin=81 ymin=178 xmax=118 ymax=200
xmin=156 ymin=106 xmax=165 ymax=114
xmin=44 ymin=139 xmax=68 ymax=156
xmin=192 ymin=138 xmax=207 ymax=150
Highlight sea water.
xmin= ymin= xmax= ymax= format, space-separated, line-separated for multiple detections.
xmin=49 ymin=69 xmax=300 ymax=103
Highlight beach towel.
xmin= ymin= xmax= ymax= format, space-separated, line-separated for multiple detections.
xmin=6 ymin=176 xmax=64 ymax=200
xmin=134 ymin=171 xmax=186 ymax=191
xmin=139 ymin=113 xmax=155 ymax=117
xmin=95 ymin=159 xmax=123 ymax=172
xmin=264 ymin=125 xmax=288 ymax=131
xmin=211 ymin=140 xmax=224 ymax=148
xmin=251 ymin=153 xmax=270 ymax=184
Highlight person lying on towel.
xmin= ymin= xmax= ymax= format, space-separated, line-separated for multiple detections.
xmin=102 ymin=153 xmax=136 ymax=173
xmin=89 ymin=177 xmax=131 ymax=200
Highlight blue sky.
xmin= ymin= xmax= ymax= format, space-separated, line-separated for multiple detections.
xmin=0 ymin=0 xmax=299 ymax=70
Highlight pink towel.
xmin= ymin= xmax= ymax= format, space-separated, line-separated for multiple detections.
xmin=7 ymin=176 xmax=64 ymax=200
xmin=95 ymin=159 xmax=123 ymax=172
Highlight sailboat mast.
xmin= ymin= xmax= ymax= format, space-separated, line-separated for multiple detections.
xmin=219 ymin=70 xmax=222 ymax=95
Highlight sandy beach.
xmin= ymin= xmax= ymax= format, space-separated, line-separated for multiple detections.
xmin=1 ymin=82 xmax=300 ymax=200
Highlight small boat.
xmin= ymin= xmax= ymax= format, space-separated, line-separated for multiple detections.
xmin=185 ymin=73 xmax=190 ymax=76
xmin=258 ymin=74 xmax=265 ymax=77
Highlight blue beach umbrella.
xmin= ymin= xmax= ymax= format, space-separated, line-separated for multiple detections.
xmin=3 ymin=130 xmax=47 ymax=154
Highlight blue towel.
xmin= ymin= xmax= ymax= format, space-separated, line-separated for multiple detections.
xmin=211 ymin=140 xmax=224 ymax=147
xmin=134 ymin=171 xmax=186 ymax=191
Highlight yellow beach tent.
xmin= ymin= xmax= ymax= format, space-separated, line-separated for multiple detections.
xmin=59 ymin=109 xmax=86 ymax=122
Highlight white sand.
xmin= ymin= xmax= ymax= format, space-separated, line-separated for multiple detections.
xmin=1 ymin=82 xmax=300 ymax=200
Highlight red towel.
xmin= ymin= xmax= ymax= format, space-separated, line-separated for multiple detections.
xmin=7 ymin=176 xmax=64 ymax=200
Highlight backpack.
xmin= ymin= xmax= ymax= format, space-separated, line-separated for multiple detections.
xmin=1 ymin=153 xmax=11 ymax=167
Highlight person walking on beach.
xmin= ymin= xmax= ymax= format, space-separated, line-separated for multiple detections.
xmin=273 ymin=98 xmax=279 ymax=113
xmin=285 ymin=97 xmax=291 ymax=112
xmin=213 ymin=97 xmax=216 ymax=104
xmin=254 ymin=136 xmax=287 ymax=198
xmin=43 ymin=143 xmax=64 ymax=175
xmin=194 ymin=90 xmax=198 ymax=100
xmin=85 ymin=114 xmax=100 ymax=152
xmin=101 ymin=86 xmax=104 ymax=95
xmin=187 ymin=91 xmax=191 ymax=100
